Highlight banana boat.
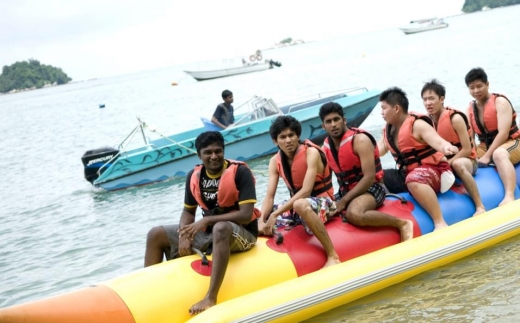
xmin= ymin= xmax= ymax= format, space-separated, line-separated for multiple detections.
xmin=1 ymin=166 xmax=519 ymax=323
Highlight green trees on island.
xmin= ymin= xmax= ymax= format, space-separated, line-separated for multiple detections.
xmin=0 ymin=59 xmax=71 ymax=94
xmin=462 ymin=0 xmax=520 ymax=12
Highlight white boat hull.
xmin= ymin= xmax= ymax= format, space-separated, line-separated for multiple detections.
xmin=401 ymin=23 xmax=449 ymax=34
xmin=184 ymin=63 xmax=272 ymax=81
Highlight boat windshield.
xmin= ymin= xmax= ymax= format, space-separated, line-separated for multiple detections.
xmin=277 ymin=87 xmax=368 ymax=114
xmin=231 ymin=96 xmax=283 ymax=127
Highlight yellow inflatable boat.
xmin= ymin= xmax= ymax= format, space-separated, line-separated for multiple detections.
xmin=1 ymin=167 xmax=520 ymax=323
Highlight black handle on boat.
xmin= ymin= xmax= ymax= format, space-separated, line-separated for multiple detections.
xmin=192 ymin=248 xmax=209 ymax=266
xmin=272 ymin=228 xmax=284 ymax=245
xmin=385 ymin=193 xmax=408 ymax=204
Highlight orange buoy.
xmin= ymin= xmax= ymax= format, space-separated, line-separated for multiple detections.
xmin=171 ymin=81 xmax=178 ymax=86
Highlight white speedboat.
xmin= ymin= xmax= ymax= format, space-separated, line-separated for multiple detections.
xmin=185 ymin=59 xmax=281 ymax=81
xmin=400 ymin=18 xmax=449 ymax=35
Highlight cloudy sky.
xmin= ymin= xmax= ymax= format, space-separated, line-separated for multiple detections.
xmin=1 ymin=0 xmax=465 ymax=80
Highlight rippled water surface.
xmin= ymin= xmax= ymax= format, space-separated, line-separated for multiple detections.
xmin=1 ymin=5 xmax=520 ymax=322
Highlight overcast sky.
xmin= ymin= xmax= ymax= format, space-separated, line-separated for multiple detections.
xmin=1 ymin=0 xmax=465 ymax=80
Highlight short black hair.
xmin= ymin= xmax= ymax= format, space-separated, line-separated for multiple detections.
xmin=421 ymin=79 xmax=446 ymax=98
xmin=319 ymin=102 xmax=344 ymax=121
xmin=269 ymin=115 xmax=301 ymax=140
xmin=222 ymin=89 xmax=233 ymax=99
xmin=379 ymin=87 xmax=409 ymax=113
xmin=465 ymin=67 xmax=488 ymax=86
xmin=195 ymin=131 xmax=224 ymax=154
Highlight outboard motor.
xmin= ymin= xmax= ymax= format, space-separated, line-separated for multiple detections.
xmin=81 ymin=147 xmax=119 ymax=184
xmin=268 ymin=59 xmax=282 ymax=68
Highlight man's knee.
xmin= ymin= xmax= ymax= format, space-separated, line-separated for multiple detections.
xmin=451 ymin=159 xmax=468 ymax=175
xmin=212 ymin=221 xmax=233 ymax=238
xmin=293 ymin=198 xmax=311 ymax=215
xmin=407 ymin=181 xmax=429 ymax=194
xmin=493 ymin=147 xmax=510 ymax=161
xmin=345 ymin=207 xmax=363 ymax=223
xmin=147 ymin=226 xmax=168 ymax=246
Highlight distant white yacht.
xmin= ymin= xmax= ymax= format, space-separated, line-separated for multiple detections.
xmin=400 ymin=17 xmax=449 ymax=35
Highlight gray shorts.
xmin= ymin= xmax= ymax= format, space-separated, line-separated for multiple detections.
xmin=162 ymin=222 xmax=256 ymax=260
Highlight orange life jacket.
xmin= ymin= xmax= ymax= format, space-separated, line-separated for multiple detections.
xmin=322 ymin=128 xmax=384 ymax=191
xmin=467 ymin=93 xmax=520 ymax=147
xmin=433 ymin=107 xmax=477 ymax=160
xmin=190 ymin=160 xmax=260 ymax=221
xmin=275 ymin=140 xmax=334 ymax=198
xmin=383 ymin=113 xmax=445 ymax=172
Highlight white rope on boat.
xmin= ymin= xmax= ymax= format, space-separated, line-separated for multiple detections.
xmin=97 ymin=125 xmax=141 ymax=176
xmin=138 ymin=117 xmax=198 ymax=154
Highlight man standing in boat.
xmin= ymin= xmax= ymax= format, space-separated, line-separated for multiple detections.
xmin=258 ymin=115 xmax=341 ymax=268
xmin=319 ymin=102 xmax=414 ymax=241
xmin=422 ymin=79 xmax=486 ymax=216
xmin=377 ymin=87 xmax=459 ymax=231
xmin=144 ymin=131 xmax=260 ymax=315
xmin=465 ymin=67 xmax=520 ymax=206
xmin=211 ymin=89 xmax=235 ymax=129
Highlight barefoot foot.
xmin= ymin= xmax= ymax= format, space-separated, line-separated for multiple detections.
xmin=322 ymin=256 xmax=340 ymax=268
xmin=189 ymin=297 xmax=216 ymax=316
xmin=433 ymin=221 xmax=448 ymax=231
xmin=472 ymin=206 xmax=486 ymax=216
xmin=499 ymin=196 xmax=515 ymax=207
xmin=399 ymin=220 xmax=414 ymax=242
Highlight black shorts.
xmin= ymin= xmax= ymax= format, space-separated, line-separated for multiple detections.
xmin=367 ymin=183 xmax=386 ymax=207
xmin=383 ymin=168 xmax=407 ymax=194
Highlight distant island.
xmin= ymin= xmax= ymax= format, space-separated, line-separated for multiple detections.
xmin=462 ymin=0 xmax=520 ymax=12
xmin=0 ymin=59 xmax=72 ymax=94
xmin=273 ymin=37 xmax=305 ymax=48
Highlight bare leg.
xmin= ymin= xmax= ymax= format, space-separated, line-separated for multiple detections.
xmin=493 ymin=148 xmax=516 ymax=206
xmin=407 ymin=182 xmax=448 ymax=231
xmin=346 ymin=193 xmax=413 ymax=242
xmin=451 ymin=158 xmax=485 ymax=216
xmin=189 ymin=222 xmax=232 ymax=315
xmin=293 ymin=199 xmax=340 ymax=268
xmin=144 ymin=226 xmax=169 ymax=267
